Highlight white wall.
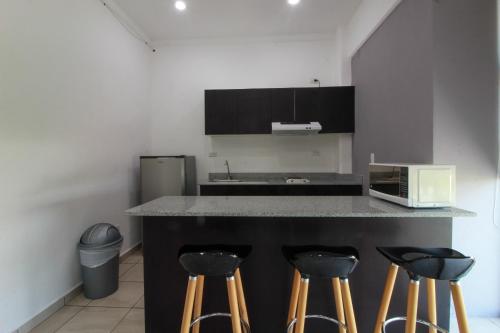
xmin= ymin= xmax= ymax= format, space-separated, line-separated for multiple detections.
xmin=337 ymin=0 xmax=401 ymax=85
xmin=334 ymin=0 xmax=402 ymax=171
xmin=150 ymin=36 xmax=351 ymax=180
xmin=344 ymin=0 xmax=402 ymax=58
xmin=0 ymin=0 xmax=151 ymax=331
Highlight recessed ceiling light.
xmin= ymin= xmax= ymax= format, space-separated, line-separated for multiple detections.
xmin=175 ymin=1 xmax=186 ymax=11
xmin=288 ymin=0 xmax=301 ymax=6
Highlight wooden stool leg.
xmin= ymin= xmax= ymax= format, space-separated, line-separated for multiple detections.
xmin=340 ymin=278 xmax=358 ymax=333
xmin=235 ymin=269 xmax=250 ymax=328
xmin=450 ymin=281 xmax=471 ymax=333
xmin=295 ymin=277 xmax=310 ymax=333
xmin=181 ymin=276 xmax=198 ymax=333
xmin=373 ymin=264 xmax=399 ymax=333
xmin=427 ymin=279 xmax=437 ymax=333
xmin=227 ymin=276 xmax=243 ymax=333
xmin=192 ymin=275 xmax=205 ymax=333
xmin=405 ymin=279 xmax=420 ymax=333
xmin=332 ymin=277 xmax=346 ymax=333
xmin=287 ymin=269 xmax=301 ymax=326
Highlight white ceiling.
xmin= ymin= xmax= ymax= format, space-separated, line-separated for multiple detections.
xmin=113 ymin=0 xmax=362 ymax=42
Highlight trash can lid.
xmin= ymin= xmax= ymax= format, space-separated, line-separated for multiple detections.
xmin=80 ymin=223 xmax=122 ymax=247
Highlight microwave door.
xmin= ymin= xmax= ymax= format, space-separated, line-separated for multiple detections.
xmin=369 ymin=166 xmax=410 ymax=206
xmin=370 ymin=166 xmax=401 ymax=195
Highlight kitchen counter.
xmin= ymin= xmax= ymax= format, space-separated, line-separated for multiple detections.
xmin=199 ymin=172 xmax=363 ymax=186
xmin=131 ymin=196 xmax=474 ymax=333
xmin=126 ymin=195 xmax=474 ymax=218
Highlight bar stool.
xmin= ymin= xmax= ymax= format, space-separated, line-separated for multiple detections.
xmin=373 ymin=247 xmax=475 ymax=333
xmin=283 ymin=245 xmax=360 ymax=333
xmin=178 ymin=244 xmax=252 ymax=333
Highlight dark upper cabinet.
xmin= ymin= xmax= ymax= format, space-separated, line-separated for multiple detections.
xmin=205 ymin=89 xmax=271 ymax=135
xmin=319 ymin=86 xmax=355 ymax=133
xmin=295 ymin=88 xmax=320 ymax=123
xmin=205 ymin=86 xmax=354 ymax=135
xmin=205 ymin=90 xmax=236 ymax=135
xmin=234 ymin=89 xmax=271 ymax=134
xmin=270 ymin=88 xmax=294 ymax=123
xmin=295 ymin=86 xmax=355 ymax=133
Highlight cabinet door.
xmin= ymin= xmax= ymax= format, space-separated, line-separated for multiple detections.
xmin=294 ymin=86 xmax=355 ymax=133
xmin=200 ymin=185 xmax=363 ymax=196
xmin=205 ymin=90 xmax=236 ymax=134
xmin=234 ymin=89 xmax=272 ymax=134
xmin=318 ymin=86 xmax=355 ymax=133
xmin=271 ymin=88 xmax=294 ymax=123
xmin=295 ymin=88 xmax=320 ymax=123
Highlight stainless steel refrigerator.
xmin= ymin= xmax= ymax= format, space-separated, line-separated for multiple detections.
xmin=140 ymin=156 xmax=197 ymax=203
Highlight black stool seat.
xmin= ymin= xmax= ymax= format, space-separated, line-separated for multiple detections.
xmin=377 ymin=247 xmax=475 ymax=280
xmin=178 ymin=244 xmax=252 ymax=277
xmin=282 ymin=245 xmax=359 ymax=279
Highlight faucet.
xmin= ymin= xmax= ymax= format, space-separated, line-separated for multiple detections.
xmin=224 ymin=160 xmax=232 ymax=180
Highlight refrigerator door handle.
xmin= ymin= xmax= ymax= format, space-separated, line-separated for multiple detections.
xmin=180 ymin=158 xmax=186 ymax=195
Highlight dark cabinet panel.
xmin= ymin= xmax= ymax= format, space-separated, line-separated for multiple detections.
xmin=295 ymin=88 xmax=320 ymax=124
xmin=270 ymin=88 xmax=294 ymax=123
xmin=234 ymin=89 xmax=271 ymax=134
xmin=205 ymin=90 xmax=236 ymax=135
xmin=205 ymin=89 xmax=271 ymax=134
xmin=295 ymin=87 xmax=355 ymax=133
xmin=318 ymin=86 xmax=355 ymax=133
xmin=200 ymin=185 xmax=362 ymax=196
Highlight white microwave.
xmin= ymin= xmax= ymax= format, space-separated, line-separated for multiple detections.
xmin=369 ymin=163 xmax=456 ymax=208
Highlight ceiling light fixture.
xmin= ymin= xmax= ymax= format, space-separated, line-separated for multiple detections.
xmin=175 ymin=1 xmax=186 ymax=11
xmin=288 ymin=0 xmax=301 ymax=6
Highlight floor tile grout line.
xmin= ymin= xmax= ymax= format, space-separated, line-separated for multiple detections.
xmin=131 ymin=293 xmax=145 ymax=309
xmin=86 ymin=281 xmax=144 ymax=308
xmin=109 ymin=307 xmax=134 ymax=333
xmin=120 ymin=262 xmax=137 ymax=278
xmin=85 ymin=304 xmax=143 ymax=309
xmin=490 ymin=318 xmax=500 ymax=328
xmin=120 ymin=279 xmax=144 ymax=282
xmin=52 ymin=306 xmax=86 ymax=333
xmin=120 ymin=262 xmax=144 ymax=283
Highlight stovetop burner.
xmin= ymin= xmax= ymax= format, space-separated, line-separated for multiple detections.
xmin=284 ymin=177 xmax=311 ymax=184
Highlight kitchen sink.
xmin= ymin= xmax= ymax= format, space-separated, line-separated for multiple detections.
xmin=212 ymin=179 xmax=243 ymax=182
xmin=211 ymin=179 xmax=269 ymax=184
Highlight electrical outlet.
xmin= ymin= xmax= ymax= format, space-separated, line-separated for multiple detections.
xmin=209 ymin=152 xmax=217 ymax=158
xmin=311 ymin=78 xmax=321 ymax=87
xmin=370 ymin=153 xmax=375 ymax=163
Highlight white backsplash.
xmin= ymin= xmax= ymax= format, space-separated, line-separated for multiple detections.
xmin=208 ymin=134 xmax=349 ymax=173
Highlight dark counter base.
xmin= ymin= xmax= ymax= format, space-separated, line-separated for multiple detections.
xmin=143 ymin=217 xmax=452 ymax=333
xmin=200 ymin=184 xmax=363 ymax=196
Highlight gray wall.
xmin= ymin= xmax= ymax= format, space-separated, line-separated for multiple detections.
xmin=433 ymin=0 xmax=499 ymax=316
xmin=352 ymin=0 xmax=499 ymax=316
xmin=351 ymin=0 xmax=435 ymax=193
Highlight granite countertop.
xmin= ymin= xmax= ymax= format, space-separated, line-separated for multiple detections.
xmin=199 ymin=172 xmax=363 ymax=186
xmin=126 ymin=196 xmax=475 ymax=218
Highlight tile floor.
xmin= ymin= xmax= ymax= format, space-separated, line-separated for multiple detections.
xmin=30 ymin=250 xmax=145 ymax=333
xmin=29 ymin=249 xmax=500 ymax=332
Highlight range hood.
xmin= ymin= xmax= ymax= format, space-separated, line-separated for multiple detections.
xmin=272 ymin=122 xmax=322 ymax=135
